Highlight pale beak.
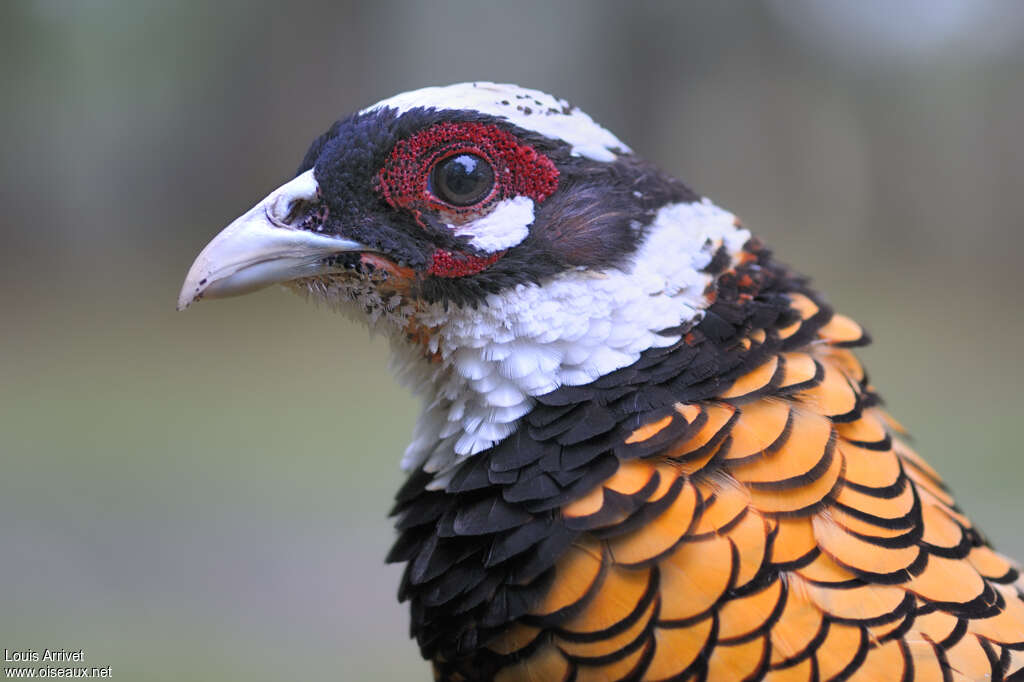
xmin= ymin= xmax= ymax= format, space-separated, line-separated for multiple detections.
xmin=177 ymin=169 xmax=371 ymax=310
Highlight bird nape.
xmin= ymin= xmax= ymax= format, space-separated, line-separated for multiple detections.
xmin=179 ymin=82 xmax=1024 ymax=681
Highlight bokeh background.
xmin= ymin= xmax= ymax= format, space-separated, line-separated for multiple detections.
xmin=3 ymin=1 xmax=1024 ymax=679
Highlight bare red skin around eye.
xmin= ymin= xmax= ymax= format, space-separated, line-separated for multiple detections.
xmin=426 ymin=250 xmax=503 ymax=278
xmin=375 ymin=122 xmax=558 ymax=279
xmin=376 ymin=122 xmax=559 ymax=218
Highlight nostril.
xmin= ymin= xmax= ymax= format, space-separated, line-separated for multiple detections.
xmin=263 ymin=169 xmax=323 ymax=228
xmin=267 ymin=195 xmax=321 ymax=228
xmin=263 ymin=170 xmax=327 ymax=230
xmin=283 ymin=198 xmax=307 ymax=224
xmin=267 ymin=197 xmax=330 ymax=235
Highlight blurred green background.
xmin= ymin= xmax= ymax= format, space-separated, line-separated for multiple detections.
xmin=2 ymin=1 xmax=1023 ymax=679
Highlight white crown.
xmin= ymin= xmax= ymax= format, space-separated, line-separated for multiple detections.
xmin=364 ymin=82 xmax=630 ymax=162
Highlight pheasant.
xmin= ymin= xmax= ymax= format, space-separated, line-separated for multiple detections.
xmin=179 ymin=82 xmax=1024 ymax=681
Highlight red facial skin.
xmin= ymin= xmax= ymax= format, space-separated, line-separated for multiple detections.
xmin=426 ymin=249 xmax=503 ymax=278
xmin=375 ymin=122 xmax=559 ymax=278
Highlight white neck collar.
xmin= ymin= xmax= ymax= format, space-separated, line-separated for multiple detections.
xmin=383 ymin=198 xmax=750 ymax=489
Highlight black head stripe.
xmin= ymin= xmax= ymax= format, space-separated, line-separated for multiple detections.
xmin=296 ymin=106 xmax=701 ymax=302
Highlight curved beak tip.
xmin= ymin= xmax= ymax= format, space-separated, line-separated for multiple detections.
xmin=175 ymin=227 xmax=373 ymax=311
xmin=176 ymin=170 xmax=375 ymax=313
xmin=176 ymin=286 xmax=201 ymax=311
xmin=176 ymin=258 xmax=217 ymax=311
xmin=176 ymin=270 xmax=202 ymax=311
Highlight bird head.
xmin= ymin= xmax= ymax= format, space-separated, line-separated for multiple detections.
xmin=179 ymin=82 xmax=752 ymax=483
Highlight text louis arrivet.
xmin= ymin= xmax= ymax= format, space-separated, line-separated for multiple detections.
xmin=6 ymin=650 xmax=85 ymax=663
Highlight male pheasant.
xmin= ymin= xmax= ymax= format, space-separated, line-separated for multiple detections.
xmin=179 ymin=83 xmax=1024 ymax=681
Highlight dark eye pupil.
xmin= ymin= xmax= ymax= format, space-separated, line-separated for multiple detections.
xmin=432 ymin=154 xmax=494 ymax=206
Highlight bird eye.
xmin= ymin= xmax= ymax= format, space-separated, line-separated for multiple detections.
xmin=430 ymin=153 xmax=495 ymax=207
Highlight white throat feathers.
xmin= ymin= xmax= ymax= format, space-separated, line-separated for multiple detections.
xmin=311 ymin=199 xmax=751 ymax=489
